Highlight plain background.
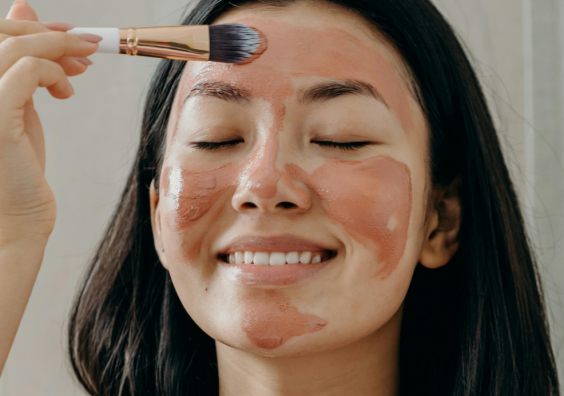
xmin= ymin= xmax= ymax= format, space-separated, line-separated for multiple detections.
xmin=0 ymin=0 xmax=562 ymax=394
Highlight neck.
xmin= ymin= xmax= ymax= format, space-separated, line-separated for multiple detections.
xmin=217 ymin=308 xmax=402 ymax=396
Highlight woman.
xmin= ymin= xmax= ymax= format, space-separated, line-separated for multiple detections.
xmin=0 ymin=0 xmax=559 ymax=394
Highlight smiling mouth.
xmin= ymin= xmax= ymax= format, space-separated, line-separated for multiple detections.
xmin=217 ymin=250 xmax=337 ymax=265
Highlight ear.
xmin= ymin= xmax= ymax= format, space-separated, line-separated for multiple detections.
xmin=149 ymin=179 xmax=168 ymax=269
xmin=419 ymin=177 xmax=461 ymax=269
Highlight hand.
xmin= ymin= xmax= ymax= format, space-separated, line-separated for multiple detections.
xmin=0 ymin=0 xmax=100 ymax=245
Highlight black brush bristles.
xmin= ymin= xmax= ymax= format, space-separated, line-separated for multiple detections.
xmin=209 ymin=23 xmax=266 ymax=64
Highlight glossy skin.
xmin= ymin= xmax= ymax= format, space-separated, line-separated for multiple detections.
xmin=150 ymin=1 xmax=458 ymax=395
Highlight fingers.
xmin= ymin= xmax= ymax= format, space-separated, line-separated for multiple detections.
xmin=0 ymin=19 xmax=48 ymax=35
xmin=2 ymin=2 xmax=95 ymax=78
xmin=0 ymin=31 xmax=99 ymax=76
xmin=41 ymin=22 xmax=74 ymax=32
xmin=6 ymin=0 xmax=38 ymax=21
xmin=0 ymin=19 xmax=73 ymax=36
xmin=0 ymin=57 xmax=72 ymax=114
xmin=58 ymin=56 xmax=93 ymax=76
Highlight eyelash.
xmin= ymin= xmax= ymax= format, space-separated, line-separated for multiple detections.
xmin=313 ymin=140 xmax=370 ymax=151
xmin=190 ymin=140 xmax=243 ymax=151
xmin=190 ymin=140 xmax=370 ymax=151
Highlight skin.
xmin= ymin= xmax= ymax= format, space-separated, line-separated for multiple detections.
xmin=0 ymin=0 xmax=99 ymax=376
xmin=150 ymin=1 xmax=461 ymax=395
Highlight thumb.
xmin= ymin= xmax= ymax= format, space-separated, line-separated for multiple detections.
xmin=6 ymin=0 xmax=39 ymax=21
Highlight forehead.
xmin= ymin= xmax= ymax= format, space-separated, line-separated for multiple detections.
xmin=172 ymin=1 xmax=420 ymax=133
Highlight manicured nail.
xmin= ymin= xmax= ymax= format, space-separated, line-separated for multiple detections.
xmin=42 ymin=22 xmax=74 ymax=31
xmin=74 ymin=57 xmax=93 ymax=66
xmin=77 ymin=33 xmax=103 ymax=43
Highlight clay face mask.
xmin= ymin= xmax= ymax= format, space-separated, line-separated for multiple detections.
xmin=287 ymin=156 xmax=412 ymax=278
xmin=159 ymin=16 xmax=417 ymax=349
xmin=171 ymin=18 xmax=415 ymax=137
xmin=242 ymin=290 xmax=328 ymax=349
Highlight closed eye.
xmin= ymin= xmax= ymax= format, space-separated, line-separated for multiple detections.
xmin=312 ymin=141 xmax=371 ymax=151
xmin=189 ymin=139 xmax=244 ymax=151
xmin=190 ymin=140 xmax=370 ymax=151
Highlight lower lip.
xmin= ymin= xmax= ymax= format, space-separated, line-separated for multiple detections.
xmin=219 ymin=261 xmax=330 ymax=286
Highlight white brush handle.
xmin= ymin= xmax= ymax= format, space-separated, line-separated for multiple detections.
xmin=68 ymin=27 xmax=120 ymax=54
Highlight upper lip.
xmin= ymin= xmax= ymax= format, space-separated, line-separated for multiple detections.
xmin=218 ymin=234 xmax=338 ymax=254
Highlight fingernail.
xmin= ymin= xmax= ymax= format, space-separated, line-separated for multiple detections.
xmin=75 ymin=57 xmax=93 ymax=66
xmin=77 ymin=33 xmax=103 ymax=43
xmin=42 ymin=22 xmax=74 ymax=31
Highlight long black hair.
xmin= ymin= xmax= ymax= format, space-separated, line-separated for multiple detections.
xmin=67 ymin=0 xmax=560 ymax=394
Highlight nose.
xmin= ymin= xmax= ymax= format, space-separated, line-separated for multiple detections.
xmin=231 ymin=138 xmax=311 ymax=214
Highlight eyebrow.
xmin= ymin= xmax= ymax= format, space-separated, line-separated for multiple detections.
xmin=184 ymin=79 xmax=388 ymax=107
xmin=185 ymin=80 xmax=252 ymax=103
xmin=298 ymin=79 xmax=388 ymax=107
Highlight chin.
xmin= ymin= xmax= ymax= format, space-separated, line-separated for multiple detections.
xmin=213 ymin=330 xmax=349 ymax=359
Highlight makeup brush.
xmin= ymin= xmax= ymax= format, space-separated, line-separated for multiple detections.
xmin=68 ymin=24 xmax=267 ymax=64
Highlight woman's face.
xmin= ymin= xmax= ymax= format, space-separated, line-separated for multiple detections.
xmin=151 ymin=1 xmax=431 ymax=356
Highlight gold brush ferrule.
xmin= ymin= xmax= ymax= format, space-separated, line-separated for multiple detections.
xmin=119 ymin=26 xmax=210 ymax=61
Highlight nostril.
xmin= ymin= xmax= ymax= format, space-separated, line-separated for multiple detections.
xmin=241 ymin=202 xmax=258 ymax=209
xmin=238 ymin=201 xmax=298 ymax=211
xmin=277 ymin=201 xmax=297 ymax=209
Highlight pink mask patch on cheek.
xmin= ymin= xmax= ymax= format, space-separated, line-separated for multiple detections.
xmin=288 ymin=156 xmax=412 ymax=278
xmin=242 ymin=290 xmax=327 ymax=349
xmin=160 ymin=164 xmax=240 ymax=258
xmin=161 ymin=166 xmax=225 ymax=225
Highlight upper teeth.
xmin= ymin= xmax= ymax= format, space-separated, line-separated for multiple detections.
xmin=227 ymin=251 xmax=323 ymax=265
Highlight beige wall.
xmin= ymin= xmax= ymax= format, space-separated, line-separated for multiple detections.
xmin=0 ymin=0 xmax=561 ymax=394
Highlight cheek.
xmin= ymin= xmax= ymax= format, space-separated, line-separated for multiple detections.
xmin=160 ymin=164 xmax=239 ymax=259
xmin=289 ymin=156 xmax=412 ymax=277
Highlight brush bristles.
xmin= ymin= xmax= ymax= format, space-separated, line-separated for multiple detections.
xmin=209 ymin=23 xmax=266 ymax=64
